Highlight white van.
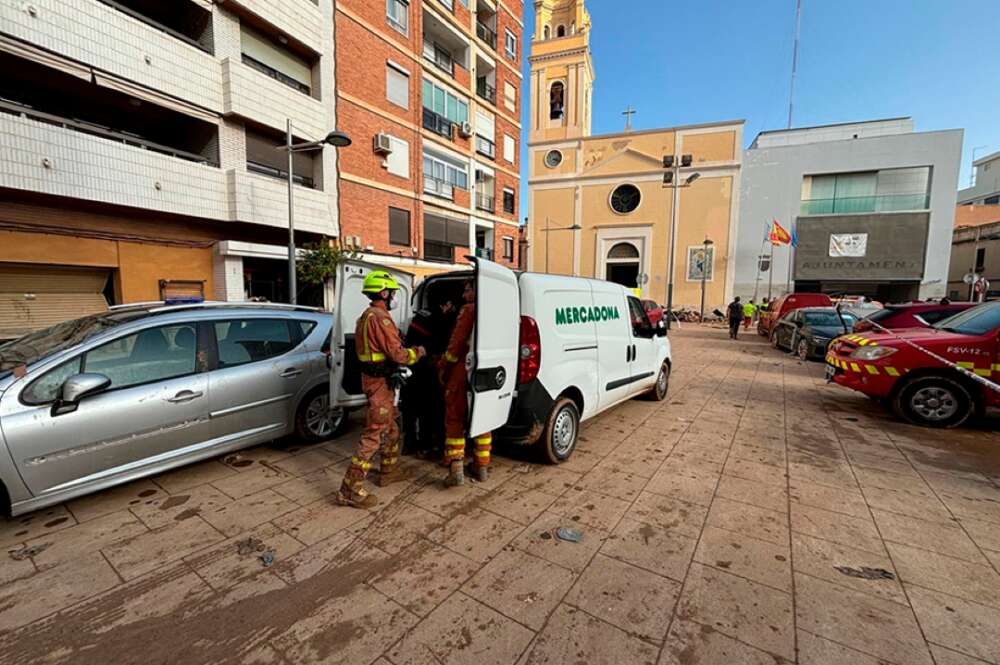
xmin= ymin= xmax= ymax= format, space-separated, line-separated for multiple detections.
xmin=329 ymin=258 xmax=672 ymax=462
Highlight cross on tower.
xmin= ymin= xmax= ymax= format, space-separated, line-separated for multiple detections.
xmin=622 ymin=105 xmax=636 ymax=131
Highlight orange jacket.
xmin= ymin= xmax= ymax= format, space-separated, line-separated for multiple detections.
xmin=355 ymin=302 xmax=420 ymax=365
xmin=444 ymin=303 xmax=475 ymax=363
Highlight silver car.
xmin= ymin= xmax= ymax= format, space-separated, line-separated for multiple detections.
xmin=0 ymin=303 xmax=341 ymax=516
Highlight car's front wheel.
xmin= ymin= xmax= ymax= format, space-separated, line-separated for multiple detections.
xmin=539 ymin=397 xmax=580 ymax=464
xmin=295 ymin=388 xmax=348 ymax=442
xmin=893 ymin=375 xmax=973 ymax=428
xmin=797 ymin=338 xmax=811 ymax=361
xmin=641 ymin=362 xmax=670 ymax=401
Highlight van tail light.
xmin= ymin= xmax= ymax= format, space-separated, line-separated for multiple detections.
xmin=517 ymin=315 xmax=541 ymax=384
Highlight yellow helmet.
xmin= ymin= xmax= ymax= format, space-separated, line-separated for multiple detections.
xmin=362 ymin=270 xmax=400 ymax=294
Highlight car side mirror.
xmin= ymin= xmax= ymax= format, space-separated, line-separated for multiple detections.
xmin=53 ymin=373 xmax=111 ymax=416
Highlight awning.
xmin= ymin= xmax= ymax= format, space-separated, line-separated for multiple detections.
xmin=0 ymin=35 xmax=91 ymax=81
xmin=0 ymin=264 xmax=110 ymax=341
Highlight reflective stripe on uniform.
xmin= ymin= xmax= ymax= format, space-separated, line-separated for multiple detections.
xmin=351 ymin=456 xmax=373 ymax=471
xmin=358 ymin=352 xmax=387 ymax=362
xmin=406 ymin=348 xmax=418 ymax=365
xmin=473 ymin=450 xmax=490 ymax=458
xmin=474 ymin=434 xmax=492 ymax=444
xmin=444 ymin=352 xmax=459 ymax=363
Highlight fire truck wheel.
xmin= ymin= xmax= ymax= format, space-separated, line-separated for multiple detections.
xmin=893 ymin=375 xmax=974 ymax=429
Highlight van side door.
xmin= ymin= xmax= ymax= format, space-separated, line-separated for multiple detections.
xmin=626 ymin=296 xmax=660 ymax=395
xmin=330 ymin=262 xmax=414 ymax=407
xmin=593 ymin=284 xmax=635 ymax=410
xmin=468 ymin=258 xmax=519 ymax=438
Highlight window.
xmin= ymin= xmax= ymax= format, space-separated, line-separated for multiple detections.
xmin=423 ymin=151 xmax=468 ymax=198
xmin=933 ymin=302 xmax=1000 ymax=336
xmin=386 ymin=0 xmax=408 ymax=35
xmin=423 ymin=41 xmax=454 ymax=76
xmin=389 ymin=207 xmax=411 ymax=246
xmin=627 ymin=297 xmax=654 ymax=337
xmin=386 ymin=63 xmax=409 ymax=109
xmin=549 ymin=81 xmax=564 ymax=120
xmin=544 ymin=150 xmax=563 ymax=168
xmin=504 ymin=30 xmax=517 ymax=60
xmin=240 ymin=26 xmax=313 ymax=96
xmin=801 ymin=167 xmax=931 ymax=215
xmin=543 ymin=25 xmax=551 ymax=39
xmin=424 ymin=214 xmax=469 ymax=261
xmin=385 ymin=136 xmax=409 ymax=178
xmin=556 ymin=25 xmax=566 ymax=37
xmin=422 ymin=79 xmax=469 ymax=125
xmin=976 ymin=247 xmax=986 ymax=272
xmin=986 ymin=195 xmax=1000 ymax=205
xmin=610 ymin=184 xmax=642 ymax=214
xmin=246 ymin=128 xmax=316 ymax=188
xmin=81 ymin=324 xmax=198 ymax=391
xmin=502 ymin=237 xmax=515 ymax=260
xmin=503 ymin=134 xmax=516 ymax=163
xmin=22 ymin=357 xmax=83 ymax=405
xmin=215 ymin=319 xmax=295 ymax=368
xmin=503 ymin=187 xmax=515 ymax=214
xmin=503 ymin=81 xmax=517 ymax=113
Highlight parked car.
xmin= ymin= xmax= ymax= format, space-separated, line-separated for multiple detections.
xmin=0 ymin=303 xmax=337 ymax=516
xmin=772 ymin=307 xmax=858 ymax=360
xmin=827 ymin=302 xmax=1000 ymax=428
xmin=853 ymin=302 xmax=978 ymax=333
xmin=758 ymin=293 xmax=834 ymax=339
xmin=641 ymin=299 xmax=665 ymax=326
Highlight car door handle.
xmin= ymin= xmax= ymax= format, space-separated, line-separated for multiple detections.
xmin=167 ymin=390 xmax=203 ymax=404
xmin=280 ymin=368 xmax=303 ymax=378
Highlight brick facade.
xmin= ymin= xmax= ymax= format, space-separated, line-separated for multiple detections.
xmin=336 ymin=0 xmax=522 ymax=273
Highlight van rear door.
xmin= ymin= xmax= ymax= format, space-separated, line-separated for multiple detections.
xmin=468 ymin=258 xmax=519 ymax=438
xmin=330 ymin=261 xmax=414 ymax=407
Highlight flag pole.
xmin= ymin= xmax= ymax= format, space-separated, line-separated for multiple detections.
xmin=767 ymin=241 xmax=775 ymax=301
xmin=751 ymin=224 xmax=768 ymax=304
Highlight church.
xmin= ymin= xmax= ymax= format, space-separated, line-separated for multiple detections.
xmin=527 ymin=0 xmax=743 ymax=311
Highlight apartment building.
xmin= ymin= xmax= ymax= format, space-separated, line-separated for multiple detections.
xmin=0 ymin=0 xmax=340 ymax=338
xmin=334 ymin=0 xmax=523 ymax=278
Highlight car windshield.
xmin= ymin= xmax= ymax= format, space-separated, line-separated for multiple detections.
xmin=804 ymin=311 xmax=856 ymax=327
xmin=933 ymin=303 xmax=1000 ymax=335
xmin=0 ymin=310 xmax=150 ymax=376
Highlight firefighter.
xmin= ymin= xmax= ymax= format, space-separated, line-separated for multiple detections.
xmin=336 ymin=270 xmax=426 ymax=509
xmin=440 ymin=279 xmax=491 ymax=486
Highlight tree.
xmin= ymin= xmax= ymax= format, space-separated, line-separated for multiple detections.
xmin=297 ymin=239 xmax=361 ymax=309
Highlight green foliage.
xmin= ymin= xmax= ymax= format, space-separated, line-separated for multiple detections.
xmin=297 ymin=238 xmax=361 ymax=286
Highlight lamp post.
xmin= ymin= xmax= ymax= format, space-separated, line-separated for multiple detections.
xmin=699 ymin=237 xmax=714 ymax=322
xmin=541 ymin=217 xmax=582 ymax=274
xmin=662 ymin=154 xmax=700 ymax=330
xmin=280 ymin=120 xmax=352 ymax=304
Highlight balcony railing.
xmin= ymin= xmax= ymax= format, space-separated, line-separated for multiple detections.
xmin=476 ymin=21 xmax=497 ymax=49
xmin=247 ymin=160 xmax=315 ymax=188
xmin=97 ymin=0 xmax=213 ymax=54
xmin=476 ymin=79 xmax=496 ymax=105
xmin=476 ymin=192 xmax=495 ymax=213
xmin=424 ymin=175 xmax=454 ymax=200
xmin=475 ymin=247 xmax=495 ymax=260
xmin=0 ymin=99 xmax=216 ymax=166
xmin=241 ymin=54 xmax=311 ymax=96
xmin=424 ymin=240 xmax=454 ymax=262
xmin=800 ymin=193 xmax=931 ymax=215
xmin=475 ymin=135 xmax=496 ymax=159
xmin=422 ymin=108 xmax=453 ymax=139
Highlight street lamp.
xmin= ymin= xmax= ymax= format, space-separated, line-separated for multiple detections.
xmin=699 ymin=237 xmax=714 ymax=322
xmin=662 ymin=153 xmax=701 ymax=330
xmin=279 ymin=120 xmax=352 ymax=304
xmin=540 ymin=217 xmax=582 ymax=274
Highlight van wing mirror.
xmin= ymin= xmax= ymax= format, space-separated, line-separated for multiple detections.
xmin=53 ymin=373 xmax=111 ymax=416
xmin=655 ymin=325 xmax=668 ymax=338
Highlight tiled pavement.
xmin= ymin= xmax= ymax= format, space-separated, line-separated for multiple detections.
xmin=3 ymin=326 xmax=1000 ymax=664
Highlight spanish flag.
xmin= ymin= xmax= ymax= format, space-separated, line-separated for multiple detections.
xmin=768 ymin=219 xmax=792 ymax=246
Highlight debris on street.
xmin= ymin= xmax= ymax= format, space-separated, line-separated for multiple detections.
xmin=8 ymin=543 xmax=50 ymax=561
xmin=555 ymin=527 xmax=583 ymax=543
xmin=834 ymin=566 xmax=896 ymax=581
xmin=236 ymin=537 xmax=266 ymax=557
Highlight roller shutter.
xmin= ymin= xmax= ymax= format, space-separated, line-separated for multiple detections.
xmin=0 ymin=264 xmax=110 ymax=341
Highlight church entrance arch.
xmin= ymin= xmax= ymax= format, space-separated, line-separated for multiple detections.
xmin=605 ymin=242 xmax=641 ymax=288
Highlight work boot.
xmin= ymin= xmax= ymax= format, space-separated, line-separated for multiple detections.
xmin=377 ymin=465 xmax=412 ymax=487
xmin=465 ymin=464 xmax=489 ymax=483
xmin=444 ymin=460 xmax=465 ymax=487
xmin=334 ymin=481 xmax=379 ymax=509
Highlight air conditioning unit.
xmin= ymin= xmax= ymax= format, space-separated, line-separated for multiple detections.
xmin=373 ymin=133 xmax=393 ymax=155
xmin=459 ymin=122 xmax=473 ymax=138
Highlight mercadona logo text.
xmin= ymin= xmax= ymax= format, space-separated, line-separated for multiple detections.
xmin=555 ymin=306 xmax=621 ymax=326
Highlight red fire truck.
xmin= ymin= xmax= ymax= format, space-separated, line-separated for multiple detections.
xmin=826 ymin=302 xmax=1000 ymax=428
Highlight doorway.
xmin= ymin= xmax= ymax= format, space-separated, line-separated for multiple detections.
xmin=604 ymin=242 xmax=641 ymax=289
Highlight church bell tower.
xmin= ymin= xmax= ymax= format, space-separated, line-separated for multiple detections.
xmin=529 ymin=0 xmax=595 ymax=144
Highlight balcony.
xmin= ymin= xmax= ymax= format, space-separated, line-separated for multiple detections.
xmin=422 ymin=108 xmax=454 ymax=139
xmin=424 ymin=175 xmax=454 ymax=200
xmin=475 ymin=135 xmax=496 ymax=160
xmin=246 ymin=161 xmax=315 ymax=189
xmin=224 ymin=0 xmax=323 ymax=53
xmin=475 ymin=247 xmax=495 ymax=260
xmin=241 ymin=54 xmax=311 ymax=96
xmin=228 ymin=171 xmax=334 ymax=233
xmin=0 ymin=104 xmax=227 ymax=221
xmin=424 ymin=240 xmax=455 ymax=263
xmin=222 ymin=57 xmax=325 ymax=137
xmin=800 ymin=194 xmax=931 ymax=216
xmin=476 ymin=22 xmax=497 ymax=50
xmin=423 ymin=43 xmax=455 ymax=77
xmin=476 ymin=192 xmax=495 ymax=213
xmin=476 ymin=79 xmax=497 ymax=105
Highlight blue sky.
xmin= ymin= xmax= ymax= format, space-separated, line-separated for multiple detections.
xmin=519 ymin=0 xmax=1000 ymax=206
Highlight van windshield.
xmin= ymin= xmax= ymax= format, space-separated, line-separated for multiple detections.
xmin=933 ymin=303 xmax=1000 ymax=336
xmin=0 ymin=310 xmax=151 ymax=376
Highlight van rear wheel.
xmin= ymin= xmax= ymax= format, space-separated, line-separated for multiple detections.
xmin=539 ymin=397 xmax=580 ymax=464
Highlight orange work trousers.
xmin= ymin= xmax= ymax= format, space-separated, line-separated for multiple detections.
xmin=442 ymin=363 xmax=491 ymax=467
